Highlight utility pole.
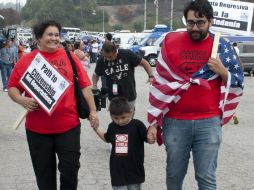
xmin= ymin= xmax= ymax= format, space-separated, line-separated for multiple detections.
xmin=19 ymin=0 xmax=21 ymax=12
xmin=170 ymin=0 xmax=173 ymax=30
xmin=80 ymin=0 xmax=83 ymax=20
xmin=144 ymin=0 xmax=147 ymax=30
xmin=80 ymin=0 xmax=85 ymax=29
xmin=155 ymin=0 xmax=158 ymax=25
xmin=92 ymin=10 xmax=96 ymax=31
xmin=102 ymin=9 xmax=105 ymax=33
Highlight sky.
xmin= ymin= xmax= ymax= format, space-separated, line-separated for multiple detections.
xmin=0 ymin=0 xmax=26 ymax=6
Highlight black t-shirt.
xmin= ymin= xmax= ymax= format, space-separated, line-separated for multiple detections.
xmin=104 ymin=119 xmax=147 ymax=186
xmin=95 ymin=49 xmax=141 ymax=101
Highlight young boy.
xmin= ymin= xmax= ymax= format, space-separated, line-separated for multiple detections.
xmin=93 ymin=96 xmax=153 ymax=190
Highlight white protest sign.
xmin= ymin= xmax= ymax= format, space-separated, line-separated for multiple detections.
xmin=20 ymin=53 xmax=71 ymax=114
xmin=209 ymin=0 xmax=254 ymax=35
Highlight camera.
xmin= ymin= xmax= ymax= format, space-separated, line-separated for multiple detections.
xmin=92 ymin=88 xmax=108 ymax=111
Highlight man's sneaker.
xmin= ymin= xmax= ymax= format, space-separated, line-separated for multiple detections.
xmin=3 ymin=89 xmax=8 ymax=92
xmin=233 ymin=115 xmax=239 ymax=125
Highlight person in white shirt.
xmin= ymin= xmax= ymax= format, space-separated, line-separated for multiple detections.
xmin=232 ymin=42 xmax=240 ymax=56
xmin=91 ymin=39 xmax=99 ymax=63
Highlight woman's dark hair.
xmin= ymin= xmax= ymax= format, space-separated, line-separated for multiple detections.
xmin=184 ymin=0 xmax=214 ymax=20
xmin=109 ymin=97 xmax=132 ymax=116
xmin=73 ymin=41 xmax=81 ymax=50
xmin=102 ymin=42 xmax=117 ymax=54
xmin=105 ymin=33 xmax=113 ymax=41
xmin=33 ymin=20 xmax=61 ymax=40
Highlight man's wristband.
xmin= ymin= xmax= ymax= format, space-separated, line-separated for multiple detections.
xmin=148 ymin=75 xmax=154 ymax=78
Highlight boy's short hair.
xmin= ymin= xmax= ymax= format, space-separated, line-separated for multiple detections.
xmin=109 ymin=97 xmax=132 ymax=115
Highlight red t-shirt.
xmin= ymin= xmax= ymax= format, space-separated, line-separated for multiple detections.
xmin=165 ymin=32 xmax=221 ymax=119
xmin=8 ymin=48 xmax=91 ymax=134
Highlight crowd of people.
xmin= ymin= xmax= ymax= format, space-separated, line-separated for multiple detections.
xmin=2 ymin=0 xmax=245 ymax=190
xmin=60 ymin=38 xmax=102 ymax=68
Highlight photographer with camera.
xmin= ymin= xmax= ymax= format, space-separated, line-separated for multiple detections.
xmin=92 ymin=42 xmax=153 ymax=109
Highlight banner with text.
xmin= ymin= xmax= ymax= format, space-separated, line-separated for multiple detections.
xmin=20 ymin=53 xmax=71 ymax=114
xmin=209 ymin=0 xmax=254 ymax=35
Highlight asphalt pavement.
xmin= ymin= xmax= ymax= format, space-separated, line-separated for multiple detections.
xmin=0 ymin=64 xmax=254 ymax=190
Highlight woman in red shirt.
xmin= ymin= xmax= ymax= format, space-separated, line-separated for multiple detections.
xmin=8 ymin=20 xmax=99 ymax=190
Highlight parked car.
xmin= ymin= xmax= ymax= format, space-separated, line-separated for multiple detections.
xmin=237 ymin=42 xmax=254 ymax=75
xmin=129 ymin=24 xmax=170 ymax=54
xmin=120 ymin=33 xmax=149 ymax=49
xmin=139 ymin=32 xmax=169 ymax=66
xmin=65 ymin=32 xmax=79 ymax=42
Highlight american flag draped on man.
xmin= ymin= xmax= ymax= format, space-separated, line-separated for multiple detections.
xmin=147 ymin=32 xmax=244 ymax=145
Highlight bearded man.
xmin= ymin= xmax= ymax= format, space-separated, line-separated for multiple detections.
xmin=147 ymin=0 xmax=244 ymax=189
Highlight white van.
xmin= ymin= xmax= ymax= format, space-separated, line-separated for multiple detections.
xmin=113 ymin=33 xmax=134 ymax=48
xmin=139 ymin=32 xmax=169 ymax=66
xmin=65 ymin=32 xmax=79 ymax=42
xmin=120 ymin=33 xmax=149 ymax=49
xmin=17 ymin=32 xmax=32 ymax=43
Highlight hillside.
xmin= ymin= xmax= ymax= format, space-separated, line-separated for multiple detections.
xmin=98 ymin=0 xmax=190 ymax=31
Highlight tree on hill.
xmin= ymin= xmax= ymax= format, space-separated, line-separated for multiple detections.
xmin=0 ymin=8 xmax=20 ymax=26
xmin=21 ymin=0 xmax=96 ymax=28
xmin=11 ymin=0 xmax=254 ymax=32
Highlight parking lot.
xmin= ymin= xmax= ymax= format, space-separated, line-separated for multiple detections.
xmin=0 ymin=65 xmax=254 ymax=190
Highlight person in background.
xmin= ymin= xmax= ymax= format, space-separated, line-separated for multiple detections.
xmin=8 ymin=20 xmax=99 ymax=190
xmin=67 ymin=43 xmax=74 ymax=52
xmin=105 ymin=32 xmax=113 ymax=42
xmin=82 ymin=41 xmax=90 ymax=54
xmin=73 ymin=41 xmax=90 ymax=70
xmin=232 ymin=42 xmax=240 ymax=56
xmin=93 ymin=96 xmax=155 ymax=190
xmin=92 ymin=41 xmax=153 ymax=109
xmin=0 ymin=49 xmax=3 ymax=82
xmin=18 ymin=41 xmax=25 ymax=59
xmin=147 ymin=0 xmax=244 ymax=189
xmin=91 ymin=39 xmax=99 ymax=63
xmin=0 ymin=39 xmax=16 ymax=92
xmin=99 ymin=32 xmax=113 ymax=93
xmin=11 ymin=38 xmax=19 ymax=63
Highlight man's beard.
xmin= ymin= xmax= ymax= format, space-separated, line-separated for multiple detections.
xmin=188 ymin=30 xmax=208 ymax=41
